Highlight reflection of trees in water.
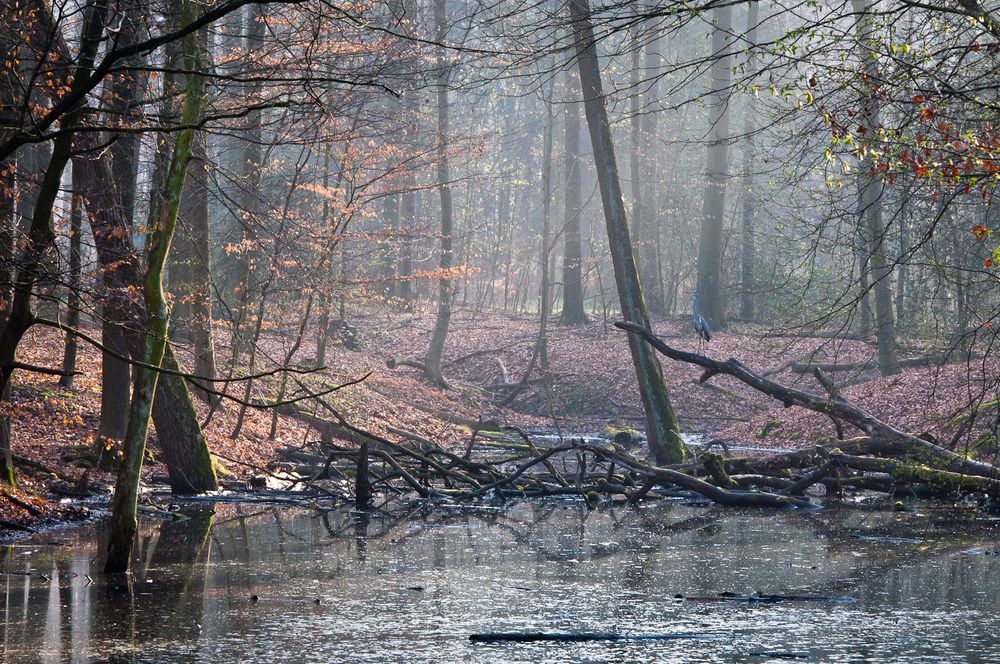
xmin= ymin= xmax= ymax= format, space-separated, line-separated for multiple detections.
xmin=5 ymin=501 xmax=1000 ymax=662
xmin=89 ymin=507 xmax=215 ymax=660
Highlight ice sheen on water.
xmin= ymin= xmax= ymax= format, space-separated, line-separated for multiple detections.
xmin=2 ymin=501 xmax=999 ymax=663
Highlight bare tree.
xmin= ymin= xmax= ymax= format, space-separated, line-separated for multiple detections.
xmin=568 ymin=0 xmax=686 ymax=465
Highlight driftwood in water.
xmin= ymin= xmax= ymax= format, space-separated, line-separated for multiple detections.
xmin=678 ymin=592 xmax=853 ymax=603
xmin=469 ymin=631 xmax=709 ymax=643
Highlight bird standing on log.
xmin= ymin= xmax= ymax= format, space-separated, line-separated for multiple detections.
xmin=691 ymin=292 xmax=711 ymax=352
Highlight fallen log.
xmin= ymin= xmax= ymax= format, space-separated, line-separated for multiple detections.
xmin=615 ymin=322 xmax=1000 ymax=483
xmin=834 ymin=453 xmax=1000 ymax=497
xmin=678 ymin=592 xmax=854 ymax=603
xmin=469 ymin=631 xmax=711 ymax=643
xmin=597 ymin=447 xmax=812 ymax=508
xmin=790 ymin=353 xmax=980 ymax=374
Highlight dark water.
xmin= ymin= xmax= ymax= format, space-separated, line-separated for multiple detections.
xmin=3 ymin=500 xmax=1000 ymax=663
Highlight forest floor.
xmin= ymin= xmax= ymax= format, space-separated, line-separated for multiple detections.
xmin=2 ymin=310 xmax=996 ymax=533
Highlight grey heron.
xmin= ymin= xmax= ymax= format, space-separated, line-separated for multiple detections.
xmin=691 ymin=292 xmax=711 ymax=351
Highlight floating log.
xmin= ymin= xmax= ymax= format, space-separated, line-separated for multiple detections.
xmin=469 ymin=631 xmax=713 ymax=643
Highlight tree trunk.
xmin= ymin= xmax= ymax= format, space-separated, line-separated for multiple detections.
xmin=631 ymin=16 xmax=665 ymax=315
xmin=186 ymin=128 xmax=218 ymax=404
xmin=538 ymin=75 xmax=554 ymax=371
xmin=0 ymin=2 xmax=19 ymax=321
xmin=382 ymin=194 xmax=399 ymax=298
xmin=398 ymin=175 xmax=416 ymax=306
xmin=895 ymin=193 xmax=908 ymax=333
xmin=0 ymin=158 xmax=12 ymax=323
xmin=0 ymin=0 xmax=106 ymax=486
xmin=739 ymin=2 xmax=759 ymax=322
xmin=59 ymin=177 xmax=82 ymax=388
xmin=568 ymin=0 xmax=686 ymax=465
xmin=853 ymin=0 xmax=899 ymax=376
xmin=99 ymin=317 xmax=131 ymax=443
xmin=695 ymin=4 xmax=732 ymax=330
xmin=560 ymin=67 xmax=587 ymax=325
xmin=424 ymin=0 xmax=453 ymax=389
xmin=74 ymin=133 xmax=218 ymax=495
xmin=106 ymin=8 xmax=206 ymax=573
xmin=232 ymin=2 xmax=266 ymax=363
xmin=100 ymin=0 xmax=144 ymax=442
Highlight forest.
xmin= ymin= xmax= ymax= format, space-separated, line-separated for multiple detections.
xmin=2 ymin=0 xmax=1000 ymax=661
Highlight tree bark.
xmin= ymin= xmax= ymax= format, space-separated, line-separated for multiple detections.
xmin=59 ymin=177 xmax=83 ymax=388
xmin=423 ymin=0 xmax=453 ymax=389
xmin=695 ymin=4 xmax=732 ymax=330
xmin=106 ymin=8 xmax=206 ymax=573
xmin=99 ymin=317 xmax=131 ymax=443
xmin=559 ymin=66 xmax=587 ymax=325
xmin=231 ymin=2 xmax=266 ymax=363
xmin=0 ymin=1 xmax=20 ymax=322
xmin=100 ymin=0 xmax=144 ymax=443
xmin=568 ymin=0 xmax=686 ymax=465
xmin=852 ymin=0 xmax=899 ymax=376
xmin=185 ymin=128 xmax=218 ymax=404
xmin=739 ymin=2 xmax=759 ymax=322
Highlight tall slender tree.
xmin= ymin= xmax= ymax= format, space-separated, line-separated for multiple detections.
xmin=739 ymin=1 xmax=759 ymax=322
xmin=560 ymin=67 xmax=587 ymax=325
xmin=424 ymin=0 xmax=454 ymax=388
xmin=695 ymin=4 xmax=733 ymax=330
xmin=852 ymin=0 xmax=899 ymax=376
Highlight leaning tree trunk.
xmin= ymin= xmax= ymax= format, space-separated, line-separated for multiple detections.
xmin=74 ymin=131 xmax=218 ymax=495
xmin=568 ymin=0 xmax=686 ymax=465
xmin=695 ymin=4 xmax=733 ymax=330
xmin=423 ymin=0 xmax=453 ymax=389
xmin=852 ymin=0 xmax=899 ymax=376
xmin=106 ymin=9 xmax=205 ymax=573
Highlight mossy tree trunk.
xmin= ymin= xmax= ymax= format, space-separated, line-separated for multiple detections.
xmin=105 ymin=6 xmax=206 ymax=574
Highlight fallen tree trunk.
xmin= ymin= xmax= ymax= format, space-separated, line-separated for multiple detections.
xmin=469 ymin=632 xmax=707 ymax=643
xmin=615 ymin=321 xmax=1000 ymax=482
xmin=790 ymin=353 xmax=980 ymax=374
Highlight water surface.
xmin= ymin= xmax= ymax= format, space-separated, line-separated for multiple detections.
xmin=3 ymin=500 xmax=999 ymax=663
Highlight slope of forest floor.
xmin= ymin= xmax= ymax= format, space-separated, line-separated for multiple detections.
xmin=2 ymin=311 xmax=995 ymax=532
